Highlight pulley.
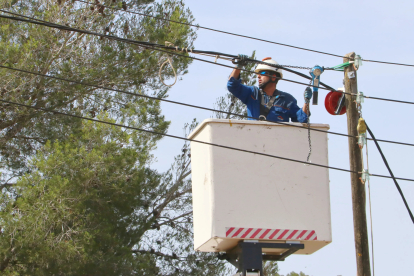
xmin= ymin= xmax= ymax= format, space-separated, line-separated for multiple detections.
xmin=325 ymin=90 xmax=346 ymax=115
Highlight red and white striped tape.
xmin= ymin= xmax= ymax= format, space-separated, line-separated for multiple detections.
xmin=225 ymin=227 xmax=317 ymax=241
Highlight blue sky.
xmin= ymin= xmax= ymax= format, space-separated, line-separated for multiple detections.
xmin=153 ymin=0 xmax=414 ymax=275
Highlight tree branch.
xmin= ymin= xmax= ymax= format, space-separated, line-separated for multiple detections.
xmin=132 ymin=249 xmax=182 ymax=260
xmin=157 ymin=211 xmax=193 ymax=227
xmin=0 ymin=183 xmax=17 ymax=190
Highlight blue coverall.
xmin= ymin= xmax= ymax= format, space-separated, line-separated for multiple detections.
xmin=227 ymin=77 xmax=308 ymax=123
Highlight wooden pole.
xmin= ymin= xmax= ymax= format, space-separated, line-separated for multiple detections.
xmin=344 ymin=52 xmax=371 ymax=276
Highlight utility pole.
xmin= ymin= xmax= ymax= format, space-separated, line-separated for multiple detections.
xmin=343 ymin=52 xmax=371 ymax=276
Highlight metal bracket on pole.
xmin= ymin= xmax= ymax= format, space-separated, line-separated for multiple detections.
xmin=335 ymin=93 xmax=346 ymax=115
xmin=218 ymin=241 xmax=304 ymax=276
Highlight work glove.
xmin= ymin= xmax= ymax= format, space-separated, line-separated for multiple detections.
xmin=233 ymin=54 xmax=249 ymax=69
xmin=304 ymin=87 xmax=312 ymax=103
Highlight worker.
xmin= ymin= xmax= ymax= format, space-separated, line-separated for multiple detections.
xmin=227 ymin=55 xmax=312 ymax=123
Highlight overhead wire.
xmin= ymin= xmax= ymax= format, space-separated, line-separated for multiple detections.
xmin=366 ymin=124 xmax=414 ymax=224
xmin=0 ymin=12 xmax=335 ymax=92
xmin=75 ymin=0 xmax=414 ymax=68
xmin=2 ymin=11 xmax=414 ymax=154
xmin=2 ymin=98 xmax=414 ymax=183
xmin=1 ymin=11 xmax=414 ymax=190
xmin=2 ymin=5 xmax=413 ymax=229
xmin=2 ymin=63 xmax=414 ymax=148
xmin=1 ymin=12 xmax=414 ymax=106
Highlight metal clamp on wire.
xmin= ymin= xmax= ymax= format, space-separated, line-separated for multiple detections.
xmin=232 ymin=54 xmax=249 ymax=69
xmin=259 ymin=115 xmax=266 ymax=121
xmin=231 ymin=57 xmax=241 ymax=65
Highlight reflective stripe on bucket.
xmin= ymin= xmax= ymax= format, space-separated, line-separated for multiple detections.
xmin=225 ymin=227 xmax=317 ymax=240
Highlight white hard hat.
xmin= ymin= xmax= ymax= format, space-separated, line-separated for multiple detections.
xmin=254 ymin=57 xmax=283 ymax=78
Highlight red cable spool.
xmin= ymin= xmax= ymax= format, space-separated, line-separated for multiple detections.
xmin=325 ymin=91 xmax=346 ymax=115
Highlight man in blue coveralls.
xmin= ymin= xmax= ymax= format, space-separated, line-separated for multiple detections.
xmin=227 ymin=56 xmax=312 ymax=122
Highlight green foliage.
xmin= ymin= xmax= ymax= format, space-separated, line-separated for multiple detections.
xmin=0 ymin=0 xmax=232 ymax=274
xmin=0 ymin=119 xmax=229 ymax=275
xmin=0 ymin=119 xmax=156 ymax=274
xmin=263 ymin=260 xmax=280 ymax=276
xmin=0 ymin=1 xmax=306 ymax=274
xmin=0 ymin=0 xmax=195 ymax=177
xmin=285 ymin=272 xmax=309 ymax=276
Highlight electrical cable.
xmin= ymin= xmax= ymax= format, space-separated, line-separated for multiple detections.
xmin=0 ymin=11 xmax=335 ymax=92
xmin=2 ymin=98 xmax=414 ymax=183
xmin=2 ymin=13 xmax=414 ymax=146
xmin=361 ymin=95 xmax=414 ymax=105
xmin=366 ymin=123 xmax=414 ymax=224
xmin=2 ymin=63 xmax=414 ymax=148
xmin=2 ymin=12 xmax=414 ymax=106
xmin=2 ymin=6 xmax=413 ymax=239
xmin=0 ymin=99 xmax=353 ymax=173
xmin=2 ymin=6 xmax=413 ymax=240
xmin=75 ymin=0 xmax=414 ymax=68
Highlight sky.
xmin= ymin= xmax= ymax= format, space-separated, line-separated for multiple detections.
xmin=152 ymin=0 xmax=414 ymax=275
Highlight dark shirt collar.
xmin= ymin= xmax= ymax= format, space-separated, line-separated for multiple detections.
xmin=261 ymin=89 xmax=284 ymax=98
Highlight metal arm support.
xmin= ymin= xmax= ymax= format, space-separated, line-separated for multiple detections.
xmin=219 ymin=241 xmax=304 ymax=276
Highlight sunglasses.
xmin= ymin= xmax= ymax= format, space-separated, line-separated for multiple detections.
xmin=258 ymin=71 xmax=279 ymax=77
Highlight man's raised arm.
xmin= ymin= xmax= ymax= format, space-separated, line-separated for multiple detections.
xmin=229 ymin=54 xmax=249 ymax=80
xmin=229 ymin=68 xmax=241 ymax=80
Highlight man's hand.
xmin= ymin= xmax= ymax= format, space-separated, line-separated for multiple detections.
xmin=233 ymin=54 xmax=249 ymax=69
xmin=304 ymin=87 xmax=313 ymax=103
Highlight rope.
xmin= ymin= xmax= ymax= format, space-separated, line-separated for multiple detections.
xmin=306 ymin=84 xmax=312 ymax=163
xmin=306 ymin=102 xmax=312 ymax=163
xmin=159 ymin=54 xmax=177 ymax=87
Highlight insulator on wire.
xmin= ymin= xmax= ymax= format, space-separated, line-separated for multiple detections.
xmin=358 ymin=133 xmax=367 ymax=149
xmin=356 ymin=91 xmax=364 ymax=105
xmin=361 ymin=169 xmax=370 ymax=184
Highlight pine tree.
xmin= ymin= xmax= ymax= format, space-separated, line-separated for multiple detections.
xmin=0 ymin=0 xmax=230 ymax=274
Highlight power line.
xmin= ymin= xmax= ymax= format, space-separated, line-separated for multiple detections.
xmin=363 ymin=95 xmax=414 ymax=105
xmin=2 ymin=98 xmax=414 ymax=183
xmin=76 ymin=0 xmax=344 ymax=58
xmin=0 ymin=12 xmax=335 ymax=92
xmin=75 ymin=0 xmax=414 ymax=68
xmin=366 ymin=124 xmax=414 ymax=224
xmin=2 ymin=64 xmax=414 ymax=148
xmin=2 ymin=12 xmax=414 ymax=107
xmin=2 ymin=12 xmax=414 ymax=146
xmin=3 ymin=7 xmax=413 ymax=229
